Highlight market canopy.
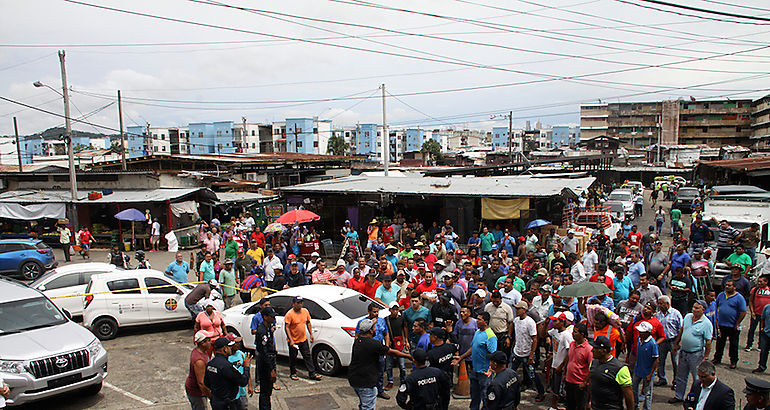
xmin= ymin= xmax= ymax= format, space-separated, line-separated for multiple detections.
xmin=0 ymin=203 xmax=65 ymax=220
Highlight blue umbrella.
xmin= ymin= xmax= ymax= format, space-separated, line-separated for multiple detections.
xmin=525 ymin=219 xmax=551 ymax=229
xmin=114 ymin=208 xmax=146 ymax=248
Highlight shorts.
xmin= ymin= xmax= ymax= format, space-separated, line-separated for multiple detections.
xmin=151 ymin=235 xmax=160 ymax=244
xmin=81 ymin=243 xmax=90 ymax=252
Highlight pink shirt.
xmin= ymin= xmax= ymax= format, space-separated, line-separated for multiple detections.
xmin=312 ymin=268 xmax=335 ymax=284
xmin=565 ymin=340 xmax=593 ymax=384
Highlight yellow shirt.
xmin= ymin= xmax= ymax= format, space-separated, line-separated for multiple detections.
xmin=246 ymin=248 xmax=264 ymax=265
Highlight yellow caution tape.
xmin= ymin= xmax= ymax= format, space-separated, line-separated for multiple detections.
xmin=48 ymin=280 xmax=278 ymax=299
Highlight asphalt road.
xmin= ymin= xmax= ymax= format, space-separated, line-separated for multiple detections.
xmin=18 ymin=194 xmax=764 ymax=409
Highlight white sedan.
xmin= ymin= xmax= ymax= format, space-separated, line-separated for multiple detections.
xmin=30 ymin=262 xmax=120 ymax=317
xmin=221 ymin=284 xmax=387 ymax=375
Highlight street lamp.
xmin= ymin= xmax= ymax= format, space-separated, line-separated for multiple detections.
xmin=33 ymin=50 xmax=78 ymax=230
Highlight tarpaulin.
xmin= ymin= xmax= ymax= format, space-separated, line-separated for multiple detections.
xmin=0 ymin=203 xmax=66 ymax=220
xmin=169 ymin=200 xmax=198 ymax=217
xmin=481 ymin=198 xmax=529 ymax=220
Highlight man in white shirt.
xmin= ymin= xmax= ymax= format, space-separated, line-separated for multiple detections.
xmin=581 ymin=242 xmax=599 ymax=276
xmin=532 ymin=284 xmax=554 ymax=320
xmin=568 ymin=253 xmax=587 ymax=283
xmin=499 ymin=277 xmax=522 ymax=308
xmin=547 ymin=311 xmax=574 ymax=408
xmin=511 ymin=301 xmax=546 ymax=402
xmin=151 ymin=218 xmax=162 ymax=251
xmin=262 ymin=249 xmax=283 ymax=283
xmin=562 ymin=230 xmax=579 ymax=255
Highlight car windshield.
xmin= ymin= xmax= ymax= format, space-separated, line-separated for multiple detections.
xmin=678 ymin=189 xmax=699 ymax=197
xmin=608 ymin=192 xmax=631 ymax=201
xmin=0 ymin=297 xmax=67 ymax=335
xmin=34 ymin=242 xmax=50 ymax=250
xmin=329 ymin=295 xmax=383 ymax=319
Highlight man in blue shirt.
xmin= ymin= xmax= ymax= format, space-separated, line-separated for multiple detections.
xmin=670 ymin=300 xmax=713 ymax=402
xmin=633 ymin=321 xmax=659 ymax=410
xmin=627 ymin=253 xmax=646 ymax=288
xmin=165 ymin=251 xmax=190 ymax=283
xmin=689 ymin=215 xmax=711 ymax=252
xmin=714 ymin=279 xmax=748 ymax=369
xmin=754 ymin=303 xmax=770 ymax=373
xmin=670 ymin=244 xmax=691 ymax=279
xmin=654 ymin=296 xmax=682 ymax=388
xmin=454 ymin=311 xmax=497 ymax=410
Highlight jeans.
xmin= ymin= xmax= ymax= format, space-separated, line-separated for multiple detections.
xmin=632 ymin=374 xmax=653 ymax=410
xmin=469 ymin=371 xmax=490 ymax=410
xmin=674 ymin=350 xmax=704 ymax=400
xmin=258 ymin=361 xmax=273 ymax=410
xmin=747 ymin=315 xmax=761 ymax=348
xmin=746 ymin=247 xmax=757 ymax=264
xmin=185 ymin=301 xmax=204 ymax=319
xmin=510 ymin=354 xmax=545 ymax=396
xmin=376 ymin=355 xmax=385 ymax=394
xmin=759 ymin=333 xmax=770 ymax=371
xmin=353 ymin=386 xmax=378 ymax=410
xmin=289 ymin=340 xmax=316 ymax=377
xmin=655 ymin=220 xmax=663 ymax=235
xmin=61 ymin=242 xmax=71 ymax=262
xmin=714 ymin=326 xmax=740 ymax=364
xmin=565 ymin=381 xmax=587 ymax=410
xmin=385 ymin=354 xmax=406 ymax=384
xmin=657 ymin=339 xmax=678 ymax=384
xmin=187 ymin=393 xmax=208 ymax=410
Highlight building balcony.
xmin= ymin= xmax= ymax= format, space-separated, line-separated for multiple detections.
xmin=679 ymin=119 xmax=751 ymax=127
xmin=680 ymin=106 xmax=753 ymax=115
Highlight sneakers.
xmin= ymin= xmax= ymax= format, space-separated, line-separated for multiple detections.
xmin=729 ymin=363 xmax=737 ymax=369
xmin=384 ymin=383 xmax=393 ymax=391
xmin=654 ymin=380 xmax=667 ymax=387
xmin=667 ymin=398 xmax=683 ymax=404
xmin=745 ymin=347 xmax=753 ymax=352
xmin=377 ymin=392 xmax=390 ymax=400
xmin=752 ymin=368 xmax=766 ymax=374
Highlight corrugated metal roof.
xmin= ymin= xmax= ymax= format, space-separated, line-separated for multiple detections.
xmin=279 ymin=175 xmax=596 ymax=198
xmin=214 ymin=192 xmax=278 ymax=203
xmin=0 ymin=188 xmax=210 ymax=204
xmin=701 ymin=156 xmax=770 ymax=172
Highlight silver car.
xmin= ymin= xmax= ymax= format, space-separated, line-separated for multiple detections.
xmin=0 ymin=277 xmax=108 ymax=406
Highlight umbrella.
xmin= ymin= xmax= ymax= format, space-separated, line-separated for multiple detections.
xmin=275 ymin=209 xmax=320 ymax=225
xmin=114 ymin=208 xmax=146 ymax=248
xmin=556 ymin=281 xmax=611 ymax=298
xmin=525 ymin=219 xmax=551 ymax=230
xmin=264 ymin=222 xmax=284 ymax=234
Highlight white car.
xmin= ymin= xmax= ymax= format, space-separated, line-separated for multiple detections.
xmin=83 ymin=269 xmax=224 ymax=340
xmin=222 ymin=284 xmax=387 ymax=375
xmin=605 ymin=189 xmax=635 ymax=220
xmin=30 ymin=263 xmax=120 ymax=318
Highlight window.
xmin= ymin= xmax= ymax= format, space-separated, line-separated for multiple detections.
xmin=252 ymin=143 xmax=256 ymax=148
xmin=44 ymin=274 xmax=81 ymax=290
xmin=217 ymin=131 xmax=222 ymax=137
xmin=0 ymin=243 xmax=25 ymax=253
xmin=161 ymin=134 xmax=165 ymax=140
xmin=365 ymin=132 xmax=370 ymax=137
xmin=251 ymin=130 xmax=256 ymax=136
xmin=106 ymin=278 xmax=141 ymax=294
xmin=296 ymin=127 xmax=302 ymax=133
xmin=266 ymin=296 xmax=293 ymax=316
xmin=313 ymin=128 xmax=318 ymax=134
xmin=162 ymin=146 xmax=166 ymax=152
xmin=297 ymin=141 xmax=303 ymax=148
xmin=154 ymin=146 xmax=158 ymax=152
xmin=144 ymin=277 xmax=178 ymax=294
xmin=330 ymin=295 xmax=382 ymax=319
xmin=303 ymin=300 xmax=331 ymax=320
xmin=314 ymin=141 xmax=318 ymax=148
xmin=198 ymin=132 xmax=203 ymax=138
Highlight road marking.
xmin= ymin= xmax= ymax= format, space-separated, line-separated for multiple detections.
xmin=104 ymin=381 xmax=154 ymax=406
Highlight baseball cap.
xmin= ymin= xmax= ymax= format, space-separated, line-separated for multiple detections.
xmin=536 ymin=268 xmax=548 ymax=276
xmin=208 ymin=279 xmax=218 ymax=287
xmin=292 ymin=296 xmax=303 ymax=303
xmin=414 ymin=242 xmax=424 ymax=247
xmin=311 ymin=251 xmax=320 ymax=257
xmin=541 ymin=284 xmax=553 ymax=292
xmin=435 ymin=260 xmax=446 ymax=267
xmin=194 ymin=331 xmax=208 ymax=344
xmin=474 ymin=289 xmax=487 ymax=298
xmin=388 ymin=301 xmax=399 ymax=309
xmin=213 ymin=337 xmax=234 ymax=349
xmin=225 ymin=333 xmax=242 ymax=343
xmin=436 ymin=283 xmax=446 ymax=290
xmin=548 ymin=311 xmax=574 ymax=322
xmin=487 ymin=351 xmax=508 ymax=364
xmin=429 ymin=327 xmax=447 ymax=339
xmin=358 ymin=318 xmax=375 ymax=333
xmin=514 ymin=301 xmax=528 ymax=309
xmin=590 ymin=336 xmax=612 ymax=350
xmin=491 ymin=244 xmax=499 ymax=250
xmin=635 ymin=321 xmax=653 ymax=332
xmin=456 ymin=249 xmax=464 ymax=255
xmin=417 ymin=262 xmax=427 ymax=269
xmin=481 ymin=256 xmax=490 ymax=262
xmin=224 ymin=258 xmax=234 ymax=265
xmin=260 ymin=306 xmax=277 ymax=317
xmin=288 ymin=254 xmax=296 ymax=259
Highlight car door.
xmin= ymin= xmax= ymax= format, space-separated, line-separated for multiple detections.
xmin=38 ymin=272 xmax=84 ymax=316
xmin=303 ymin=299 xmax=332 ymax=348
xmin=144 ymin=276 xmax=187 ymax=322
xmin=0 ymin=243 xmax=24 ymax=272
xmin=105 ymin=278 xmax=149 ymax=325
xmin=266 ymin=295 xmax=293 ymax=356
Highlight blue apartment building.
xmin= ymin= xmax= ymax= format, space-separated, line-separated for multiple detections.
xmin=285 ymin=118 xmax=315 ymax=154
xmin=405 ymin=128 xmax=425 ymax=152
xmin=125 ymin=125 xmax=148 ymax=158
xmin=552 ymin=125 xmax=580 ymax=147
xmin=20 ymin=135 xmax=43 ymax=164
xmin=189 ymin=121 xmax=235 ymax=154
xmin=356 ymin=123 xmax=379 ymax=155
xmin=492 ymin=126 xmax=510 ymax=149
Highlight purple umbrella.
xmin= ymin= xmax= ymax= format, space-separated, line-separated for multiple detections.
xmin=114 ymin=208 xmax=146 ymax=247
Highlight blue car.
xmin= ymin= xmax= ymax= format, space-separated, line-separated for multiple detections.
xmin=0 ymin=239 xmax=57 ymax=280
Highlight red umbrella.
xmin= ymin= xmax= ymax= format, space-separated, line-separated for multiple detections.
xmin=275 ymin=209 xmax=320 ymax=225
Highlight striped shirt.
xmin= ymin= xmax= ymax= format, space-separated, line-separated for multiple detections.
xmin=716 ymin=225 xmax=740 ymax=250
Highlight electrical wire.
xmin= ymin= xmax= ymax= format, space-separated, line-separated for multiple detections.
xmin=637 ymin=0 xmax=770 ymax=22
xmin=616 ymin=0 xmax=770 ymax=25
xmin=0 ymin=52 xmax=57 ymax=72
xmin=696 ymin=0 xmax=770 ymax=13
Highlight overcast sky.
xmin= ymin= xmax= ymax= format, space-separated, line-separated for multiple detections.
xmin=1 ymin=0 xmax=769 ymax=136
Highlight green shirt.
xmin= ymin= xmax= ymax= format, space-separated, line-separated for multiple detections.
xmin=726 ymin=252 xmax=752 ymax=273
xmin=480 ymin=233 xmax=495 ymax=252
xmin=225 ymin=240 xmax=239 ymax=259
xmin=220 ymin=268 xmax=237 ymax=296
xmin=398 ymin=249 xmax=415 ymax=259
xmin=670 ymin=208 xmax=681 ymax=221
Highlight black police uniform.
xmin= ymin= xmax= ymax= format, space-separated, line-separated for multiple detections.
xmin=396 ymin=365 xmax=451 ymax=410
xmin=743 ymin=376 xmax=770 ymax=410
xmin=204 ymin=352 xmax=250 ymax=410
xmin=255 ymin=321 xmax=277 ymax=410
xmin=426 ymin=342 xmax=458 ymax=381
xmin=484 ymin=367 xmax=521 ymax=410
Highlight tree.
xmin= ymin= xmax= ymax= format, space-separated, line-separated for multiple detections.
xmin=422 ymin=139 xmax=443 ymax=161
xmin=327 ymin=135 xmax=349 ymax=156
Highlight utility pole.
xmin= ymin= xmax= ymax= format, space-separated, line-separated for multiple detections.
xmin=508 ymin=111 xmax=513 ymax=164
xmin=381 ymin=84 xmax=388 ymax=176
xmin=242 ymin=116 xmax=247 ymax=153
xmin=117 ymin=90 xmax=126 ymax=170
xmin=59 ymin=50 xmax=78 ymax=230
xmin=13 ymin=117 xmax=22 ymax=172
xmin=146 ymin=122 xmax=151 ymax=156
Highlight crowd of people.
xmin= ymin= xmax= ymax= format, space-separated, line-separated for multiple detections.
xmin=176 ymin=203 xmax=770 ymax=410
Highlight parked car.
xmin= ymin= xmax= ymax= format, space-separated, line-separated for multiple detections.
xmin=605 ymin=189 xmax=635 ymax=220
xmin=222 ymin=285 xmax=387 ymax=376
xmin=709 ymin=185 xmax=767 ymax=197
xmin=0 ymin=276 xmax=108 ymax=406
xmin=0 ymin=239 xmax=57 ymax=280
xmin=30 ymin=263 xmax=120 ymax=318
xmin=82 ymin=269 xmax=224 ymax=340
xmin=673 ymin=187 xmax=701 ymax=212
xmin=621 ymin=181 xmax=644 ymax=194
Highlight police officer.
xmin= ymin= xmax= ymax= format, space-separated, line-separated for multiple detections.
xmin=426 ymin=327 xmax=457 ymax=381
xmin=744 ymin=377 xmax=770 ymax=410
xmin=255 ymin=306 xmax=278 ymax=410
xmin=484 ymin=351 xmax=521 ymax=410
xmin=204 ymin=337 xmax=252 ymax=410
xmin=397 ymin=348 xmax=451 ymax=410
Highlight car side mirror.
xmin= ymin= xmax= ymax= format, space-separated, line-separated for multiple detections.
xmin=38 ymin=285 xmax=46 ymax=291
xmin=177 ymin=289 xmax=183 ymax=295
xmin=62 ymin=309 xmax=72 ymax=320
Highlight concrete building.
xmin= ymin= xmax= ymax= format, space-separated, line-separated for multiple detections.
xmin=405 ymin=128 xmax=425 ymax=152
xmin=271 ymin=121 xmax=286 ymax=153
xmin=356 ymin=123 xmax=379 ymax=156
xmin=285 ymin=118 xmax=332 ymax=155
xmin=491 ymin=127 xmax=523 ymax=151
xmin=552 ymin=125 xmax=580 ymax=147
xmin=188 ymin=121 xmax=236 ymax=155
xmin=125 ymin=125 xmax=148 ymax=158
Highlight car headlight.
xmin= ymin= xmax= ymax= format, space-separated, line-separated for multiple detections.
xmin=87 ymin=338 xmax=103 ymax=359
xmin=0 ymin=359 xmax=27 ymax=374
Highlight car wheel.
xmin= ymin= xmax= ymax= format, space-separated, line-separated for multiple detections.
xmin=313 ymin=344 xmax=341 ymax=376
xmin=20 ymin=261 xmax=43 ymax=280
xmin=226 ymin=327 xmax=240 ymax=337
xmin=92 ymin=317 xmax=118 ymax=340
xmin=82 ymin=382 xmax=102 ymax=396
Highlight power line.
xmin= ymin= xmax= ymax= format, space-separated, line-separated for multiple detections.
xmin=617 ymin=0 xmax=770 ymax=24
xmin=696 ymin=0 xmax=770 ymax=13
xmin=0 ymin=52 xmax=57 ymax=72
xmin=637 ymin=0 xmax=770 ymax=22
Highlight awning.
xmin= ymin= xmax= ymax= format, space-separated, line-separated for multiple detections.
xmin=481 ymin=198 xmax=529 ymax=220
xmin=0 ymin=203 xmax=66 ymax=220
xmin=169 ymin=200 xmax=198 ymax=217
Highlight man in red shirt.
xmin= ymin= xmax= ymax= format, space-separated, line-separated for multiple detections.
xmin=79 ymin=226 xmax=94 ymax=259
xmin=361 ymin=271 xmax=382 ymax=300
xmin=628 ymin=225 xmax=643 ymax=248
xmin=381 ymin=223 xmax=395 ymax=245
xmin=414 ymin=271 xmax=437 ymax=305
xmin=563 ymin=322 xmax=593 ymax=410
xmin=626 ymin=301 xmax=666 ymax=365
xmin=348 ymin=266 xmax=367 ymax=294
xmin=250 ymin=226 xmax=265 ymax=249
xmin=747 ymin=275 xmax=770 ymax=350
xmin=421 ymin=246 xmax=438 ymax=272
